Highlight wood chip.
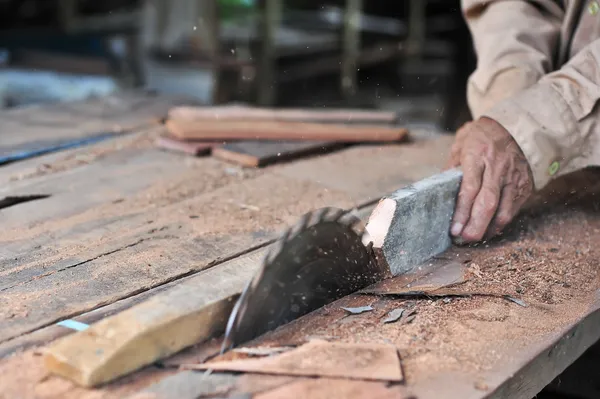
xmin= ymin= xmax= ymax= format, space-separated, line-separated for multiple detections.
xmin=232 ymin=347 xmax=294 ymax=357
xmin=186 ymin=340 xmax=403 ymax=382
xmin=400 ymin=309 xmax=416 ymax=325
xmin=341 ymin=306 xmax=374 ymax=315
xmin=382 ymin=308 xmax=405 ymax=324
xmin=504 ymin=296 xmax=527 ymax=307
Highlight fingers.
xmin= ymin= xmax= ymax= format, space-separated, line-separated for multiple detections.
xmin=460 ymin=164 xmax=502 ymax=242
xmin=484 ymin=170 xmax=531 ymax=239
xmin=484 ymin=183 xmax=514 ymax=240
xmin=450 ymin=153 xmax=484 ymax=237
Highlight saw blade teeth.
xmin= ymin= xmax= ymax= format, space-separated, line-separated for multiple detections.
xmin=337 ymin=211 xmax=366 ymax=235
xmin=326 ymin=207 xmax=345 ymax=221
xmin=290 ymin=212 xmax=313 ymax=238
xmin=309 ymin=207 xmax=331 ymax=225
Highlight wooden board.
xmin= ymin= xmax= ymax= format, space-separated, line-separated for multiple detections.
xmin=211 ymin=140 xmax=343 ymax=167
xmin=0 ymin=206 xmax=376 ymax=358
xmin=165 ymin=118 xmax=409 ymax=142
xmin=0 ymin=136 xmax=451 ymax=347
xmin=0 ymin=91 xmax=195 ymax=164
xmin=168 ymin=105 xmax=399 ymax=124
xmin=44 ymin=249 xmax=266 ymax=387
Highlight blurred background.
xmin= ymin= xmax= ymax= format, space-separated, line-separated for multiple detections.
xmin=0 ymin=0 xmax=475 ymax=131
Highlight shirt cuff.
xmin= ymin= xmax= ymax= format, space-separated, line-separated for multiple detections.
xmin=482 ymin=83 xmax=579 ymax=191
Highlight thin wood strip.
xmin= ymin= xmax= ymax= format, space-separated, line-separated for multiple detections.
xmin=165 ymin=119 xmax=409 ymax=143
xmin=168 ymin=105 xmax=398 ymax=124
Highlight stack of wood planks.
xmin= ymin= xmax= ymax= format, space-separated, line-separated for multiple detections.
xmin=157 ymin=105 xmax=409 ymax=167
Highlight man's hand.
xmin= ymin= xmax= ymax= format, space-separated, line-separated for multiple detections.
xmin=446 ymin=117 xmax=534 ymax=243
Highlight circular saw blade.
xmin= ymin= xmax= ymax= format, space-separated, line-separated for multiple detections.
xmin=222 ymin=207 xmax=389 ymax=351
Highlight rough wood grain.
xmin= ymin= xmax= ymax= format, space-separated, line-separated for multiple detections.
xmin=43 ymin=250 xmax=265 ymax=387
xmin=212 ymin=140 xmax=342 ymax=167
xmin=0 ymin=205 xmax=378 ymax=359
xmin=0 ymin=91 xmax=194 ymax=160
xmin=0 ymin=137 xmax=450 ymax=347
xmin=191 ymin=340 xmax=403 ymax=382
xmin=168 ymin=105 xmax=398 ymax=124
xmin=165 ymin=118 xmax=408 ymax=142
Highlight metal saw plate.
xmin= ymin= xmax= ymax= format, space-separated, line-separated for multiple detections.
xmin=223 ymin=207 xmax=389 ymax=351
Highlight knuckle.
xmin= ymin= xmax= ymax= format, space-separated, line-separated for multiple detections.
xmin=461 ymin=182 xmax=480 ymax=197
xmin=495 ymin=213 xmax=512 ymax=228
xmin=480 ymin=190 xmax=499 ymax=212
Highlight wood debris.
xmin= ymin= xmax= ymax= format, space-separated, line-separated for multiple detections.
xmin=232 ymin=347 xmax=295 ymax=357
xmin=185 ymin=340 xmax=403 ymax=382
xmin=341 ymin=305 xmax=374 ymax=315
xmin=382 ymin=308 xmax=405 ymax=324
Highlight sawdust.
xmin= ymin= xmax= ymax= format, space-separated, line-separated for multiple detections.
xmin=210 ymin=190 xmax=600 ymax=388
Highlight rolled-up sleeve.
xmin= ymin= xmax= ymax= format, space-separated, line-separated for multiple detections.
xmin=485 ymin=39 xmax=600 ymax=190
xmin=462 ymin=0 xmax=564 ymax=119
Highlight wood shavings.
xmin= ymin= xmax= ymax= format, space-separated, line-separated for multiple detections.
xmin=341 ymin=305 xmax=373 ymax=315
xmin=504 ymin=296 xmax=527 ymax=307
xmin=232 ymin=347 xmax=294 ymax=357
xmin=189 ymin=340 xmax=403 ymax=382
xmin=382 ymin=308 xmax=404 ymax=324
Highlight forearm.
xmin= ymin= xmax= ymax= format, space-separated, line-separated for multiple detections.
xmin=484 ymin=38 xmax=600 ymax=190
xmin=462 ymin=0 xmax=563 ymax=117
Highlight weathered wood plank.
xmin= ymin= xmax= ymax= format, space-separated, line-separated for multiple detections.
xmin=0 ymin=136 xmax=449 ymax=348
xmin=44 ymin=249 xmax=266 ymax=387
xmin=0 ymin=205 xmax=376 ymax=358
xmin=0 ymin=91 xmax=194 ymax=151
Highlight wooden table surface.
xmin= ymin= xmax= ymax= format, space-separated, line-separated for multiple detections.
xmin=1 ymin=92 xmax=599 ymax=399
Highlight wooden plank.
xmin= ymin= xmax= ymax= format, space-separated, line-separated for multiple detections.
xmin=0 ymin=138 xmax=450 ymax=341
xmin=168 ymin=105 xmax=399 ymax=124
xmin=165 ymin=118 xmax=409 ymax=142
xmin=0 ymin=205 xmax=376 ymax=358
xmin=0 ymin=137 xmax=449 ymax=348
xmin=3 ymin=170 xmax=600 ymax=398
xmin=43 ymin=249 xmax=266 ymax=387
xmin=211 ymin=141 xmax=343 ymax=167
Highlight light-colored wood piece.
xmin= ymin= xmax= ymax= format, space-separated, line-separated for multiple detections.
xmin=188 ymin=340 xmax=403 ymax=382
xmin=43 ymin=249 xmax=266 ymax=387
xmin=165 ymin=118 xmax=408 ymax=142
xmin=168 ymin=105 xmax=398 ymax=124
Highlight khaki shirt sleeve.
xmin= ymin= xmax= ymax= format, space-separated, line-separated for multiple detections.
xmin=462 ymin=0 xmax=564 ymax=118
xmin=484 ymin=38 xmax=600 ymax=190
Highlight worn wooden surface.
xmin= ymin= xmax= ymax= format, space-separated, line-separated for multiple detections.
xmin=2 ymin=94 xmax=597 ymax=399
xmin=0 ymin=91 xmax=194 ymax=153
xmin=0 ymin=99 xmax=452 ymax=351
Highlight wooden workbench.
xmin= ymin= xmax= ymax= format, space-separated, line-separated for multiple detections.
xmin=1 ymin=92 xmax=600 ymax=399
